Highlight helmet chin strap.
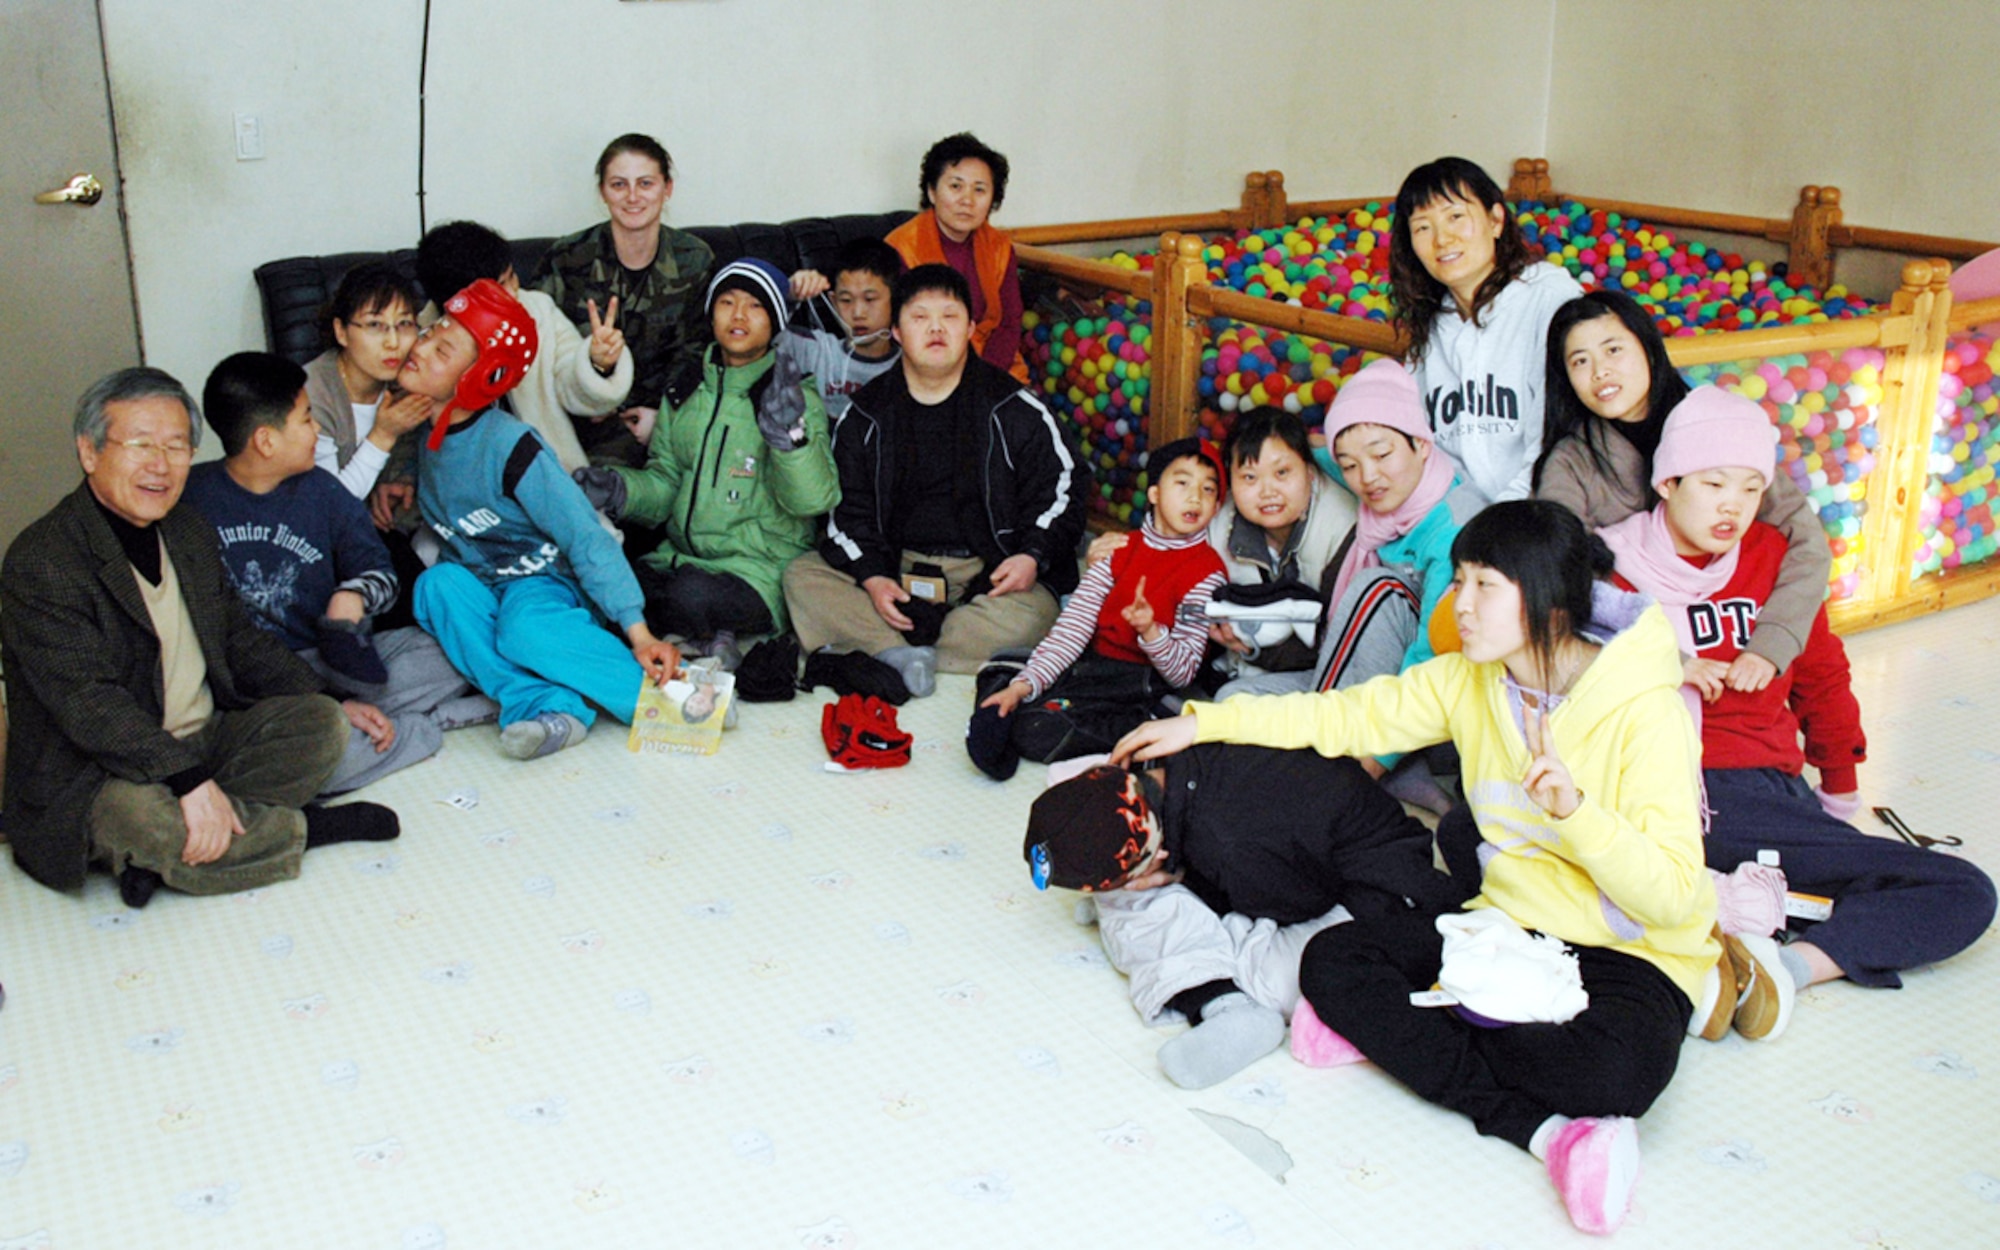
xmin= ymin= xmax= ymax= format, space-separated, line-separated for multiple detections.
xmin=425 ymin=402 xmax=460 ymax=451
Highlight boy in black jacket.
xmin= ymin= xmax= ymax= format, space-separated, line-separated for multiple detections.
xmin=781 ymin=264 xmax=1088 ymax=696
xmin=1025 ymin=750 xmax=1458 ymax=1088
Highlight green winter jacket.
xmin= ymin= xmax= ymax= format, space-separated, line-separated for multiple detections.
xmin=615 ymin=347 xmax=838 ymax=629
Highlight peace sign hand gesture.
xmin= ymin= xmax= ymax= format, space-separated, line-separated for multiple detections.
xmin=1521 ymin=698 xmax=1582 ymax=820
xmin=586 ymin=297 xmax=625 ymax=374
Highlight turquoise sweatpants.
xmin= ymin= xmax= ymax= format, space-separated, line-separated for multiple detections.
xmin=415 ymin=563 xmax=643 ymax=728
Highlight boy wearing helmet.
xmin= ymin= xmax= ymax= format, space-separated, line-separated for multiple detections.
xmin=404 ymin=279 xmax=680 ymax=759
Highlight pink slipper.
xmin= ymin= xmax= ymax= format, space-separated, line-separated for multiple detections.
xmin=1288 ymin=999 xmax=1367 ymax=1067
xmin=1545 ymin=1116 xmax=1640 ymax=1235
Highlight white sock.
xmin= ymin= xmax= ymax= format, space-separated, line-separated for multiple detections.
xmin=1529 ymin=1114 xmax=1571 ymax=1161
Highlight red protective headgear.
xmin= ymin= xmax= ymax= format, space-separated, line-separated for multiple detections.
xmin=425 ymin=278 xmax=539 ymax=450
xmin=820 ymin=694 xmax=912 ymax=771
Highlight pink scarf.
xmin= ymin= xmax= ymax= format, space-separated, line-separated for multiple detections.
xmin=1328 ymin=442 xmax=1460 ymax=609
xmin=1598 ymin=505 xmax=1740 ymax=735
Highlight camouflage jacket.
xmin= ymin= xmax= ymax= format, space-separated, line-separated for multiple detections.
xmin=530 ymin=221 xmax=715 ymax=412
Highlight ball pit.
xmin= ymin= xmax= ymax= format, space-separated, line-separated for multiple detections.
xmin=1680 ymin=351 xmax=1884 ymax=601
xmin=1022 ymin=198 xmax=1943 ymax=598
xmin=1913 ymin=323 xmax=2000 ymax=576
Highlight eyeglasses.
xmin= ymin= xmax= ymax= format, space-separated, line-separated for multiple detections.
xmin=102 ymin=436 xmax=195 ymax=463
xmin=347 ymin=318 xmax=419 ymax=337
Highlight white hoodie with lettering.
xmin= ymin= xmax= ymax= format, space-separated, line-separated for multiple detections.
xmin=1415 ymin=261 xmax=1583 ymax=504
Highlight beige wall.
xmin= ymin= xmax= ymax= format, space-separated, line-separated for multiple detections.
xmin=1546 ymin=0 xmax=2000 ymax=245
xmin=98 ymin=0 xmax=1556 ymax=390
xmin=93 ymin=0 xmax=2000 ymax=398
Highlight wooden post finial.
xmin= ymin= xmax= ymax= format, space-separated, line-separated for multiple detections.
xmin=1235 ymin=173 xmax=1268 ymax=231
xmin=1506 ymin=158 xmax=1554 ymax=204
xmin=1150 ymin=230 xmax=1208 ymax=444
xmin=1788 ymin=184 xmax=1844 ymax=290
xmin=1260 ymin=170 xmax=1288 ymax=230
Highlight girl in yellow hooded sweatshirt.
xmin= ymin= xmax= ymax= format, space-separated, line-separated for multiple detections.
xmin=1113 ymin=499 xmax=1715 ymax=1236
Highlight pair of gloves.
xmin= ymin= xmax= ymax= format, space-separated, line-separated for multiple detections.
xmin=572 ymin=346 xmax=810 ymax=520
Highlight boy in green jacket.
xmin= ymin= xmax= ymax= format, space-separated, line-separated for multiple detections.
xmin=574 ymin=259 xmax=837 ymax=669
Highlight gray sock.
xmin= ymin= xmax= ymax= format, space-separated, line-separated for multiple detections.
xmin=874 ymin=645 xmax=937 ymax=698
xmin=1156 ymin=992 xmax=1286 ymax=1090
xmin=499 ymin=712 xmax=589 ymax=760
xmin=1778 ymin=943 xmax=1813 ymax=991
xmin=707 ymin=631 xmax=744 ymax=673
xmin=1381 ymin=756 xmax=1455 ymax=816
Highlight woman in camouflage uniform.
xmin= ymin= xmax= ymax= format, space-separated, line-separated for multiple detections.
xmin=533 ymin=134 xmax=713 ymax=467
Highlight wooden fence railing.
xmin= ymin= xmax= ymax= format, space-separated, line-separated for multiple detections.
xmin=1010 ymin=164 xmax=2000 ymax=634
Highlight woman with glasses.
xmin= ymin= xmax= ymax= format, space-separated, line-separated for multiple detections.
xmin=304 ymin=263 xmax=438 ymax=501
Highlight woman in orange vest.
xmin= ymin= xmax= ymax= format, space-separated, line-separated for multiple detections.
xmin=886 ymin=133 xmax=1027 ymax=382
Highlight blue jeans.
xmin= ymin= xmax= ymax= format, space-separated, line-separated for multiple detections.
xmin=415 ymin=564 xmax=644 ymax=728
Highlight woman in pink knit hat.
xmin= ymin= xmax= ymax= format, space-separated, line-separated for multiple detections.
xmin=1232 ymin=366 xmax=1482 ymax=676
xmin=1602 ymin=384 xmax=1995 ymax=1042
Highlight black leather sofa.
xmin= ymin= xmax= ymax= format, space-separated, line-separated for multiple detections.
xmin=253 ymin=210 xmax=916 ymax=364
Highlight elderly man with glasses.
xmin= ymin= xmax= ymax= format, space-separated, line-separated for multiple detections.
xmin=2 ymin=367 xmax=398 ymax=908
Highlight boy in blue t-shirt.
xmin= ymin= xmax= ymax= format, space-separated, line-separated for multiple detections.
xmin=184 ymin=353 xmax=491 ymax=793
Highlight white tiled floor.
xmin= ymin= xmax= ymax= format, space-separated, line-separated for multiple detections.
xmin=4 ymin=598 xmax=1998 ymax=1248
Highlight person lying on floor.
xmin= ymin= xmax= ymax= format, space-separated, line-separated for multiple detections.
xmin=968 ymin=437 xmax=1225 ymax=778
xmin=1022 ymin=752 xmax=1459 ymax=1090
xmin=398 ymin=279 xmax=680 ymax=760
xmin=1 ymin=367 xmax=399 ymax=910
xmin=1113 ymin=500 xmax=1715 ymax=1236
xmin=1600 ymin=384 xmax=1996 ymax=1038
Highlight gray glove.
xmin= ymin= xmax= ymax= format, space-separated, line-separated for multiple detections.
xmin=755 ymin=340 xmax=810 ymax=451
xmin=572 ymin=466 xmax=628 ymax=520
